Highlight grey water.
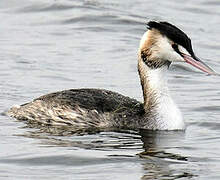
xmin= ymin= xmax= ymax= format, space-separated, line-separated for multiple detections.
xmin=1 ymin=0 xmax=220 ymax=179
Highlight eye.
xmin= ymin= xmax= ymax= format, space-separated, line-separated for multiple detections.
xmin=172 ymin=43 xmax=183 ymax=57
xmin=172 ymin=43 xmax=179 ymax=52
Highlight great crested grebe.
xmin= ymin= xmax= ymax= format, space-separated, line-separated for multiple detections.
xmin=8 ymin=21 xmax=216 ymax=130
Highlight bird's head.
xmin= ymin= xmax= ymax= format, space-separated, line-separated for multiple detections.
xmin=139 ymin=21 xmax=215 ymax=74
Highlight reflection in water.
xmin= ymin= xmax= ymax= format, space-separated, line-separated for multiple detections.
xmin=18 ymin=124 xmax=142 ymax=151
xmin=139 ymin=129 xmax=195 ymax=179
xmin=140 ymin=129 xmax=185 ymax=154
xmin=16 ymin=124 xmax=196 ymax=179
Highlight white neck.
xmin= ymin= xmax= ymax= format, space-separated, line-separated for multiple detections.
xmin=139 ymin=60 xmax=185 ymax=130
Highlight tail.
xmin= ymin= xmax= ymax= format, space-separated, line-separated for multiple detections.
xmin=7 ymin=105 xmax=22 ymax=118
xmin=6 ymin=101 xmax=112 ymax=128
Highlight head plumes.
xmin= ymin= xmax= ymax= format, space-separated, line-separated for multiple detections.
xmin=147 ymin=21 xmax=194 ymax=58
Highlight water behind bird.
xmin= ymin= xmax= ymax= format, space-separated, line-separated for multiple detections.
xmin=1 ymin=0 xmax=220 ymax=179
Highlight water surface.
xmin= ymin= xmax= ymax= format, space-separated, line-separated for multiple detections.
xmin=1 ymin=0 xmax=220 ymax=179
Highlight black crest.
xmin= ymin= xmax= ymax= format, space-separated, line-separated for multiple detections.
xmin=147 ymin=21 xmax=195 ymax=57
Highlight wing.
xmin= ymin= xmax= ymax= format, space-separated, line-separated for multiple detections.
xmin=35 ymin=88 xmax=142 ymax=114
xmin=8 ymin=88 xmax=144 ymax=131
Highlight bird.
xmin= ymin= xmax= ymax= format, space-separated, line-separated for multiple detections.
xmin=7 ymin=21 xmax=216 ymax=131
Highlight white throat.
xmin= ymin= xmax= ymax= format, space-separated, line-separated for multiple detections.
xmin=140 ymin=60 xmax=185 ymax=130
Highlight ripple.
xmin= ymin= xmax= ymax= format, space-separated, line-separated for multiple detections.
xmin=15 ymin=2 xmax=84 ymax=13
xmin=202 ymin=0 xmax=220 ymax=5
xmin=0 ymin=154 xmax=138 ymax=166
xmin=192 ymin=105 xmax=220 ymax=112
xmin=197 ymin=122 xmax=220 ymax=130
xmin=60 ymin=14 xmax=145 ymax=26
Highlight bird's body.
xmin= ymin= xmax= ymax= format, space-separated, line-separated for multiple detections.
xmin=8 ymin=89 xmax=144 ymax=130
xmin=7 ymin=21 xmax=216 ymax=131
